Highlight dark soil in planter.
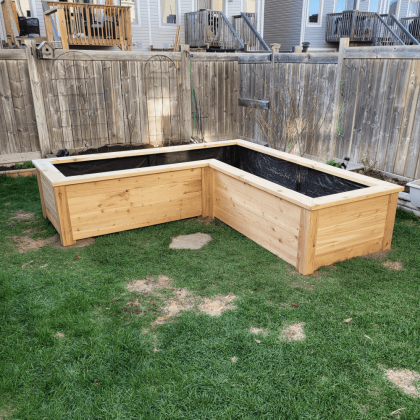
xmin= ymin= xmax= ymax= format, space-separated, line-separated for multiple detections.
xmin=355 ymin=169 xmax=409 ymax=193
xmin=53 ymin=145 xmax=368 ymax=199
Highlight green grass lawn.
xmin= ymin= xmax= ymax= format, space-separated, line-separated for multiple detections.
xmin=1 ymin=174 xmax=420 ymax=420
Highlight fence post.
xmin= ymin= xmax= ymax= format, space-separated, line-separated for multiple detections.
xmin=271 ymin=43 xmax=280 ymax=53
xmin=329 ymin=37 xmax=349 ymax=161
xmin=24 ymin=39 xmax=51 ymax=157
xmin=180 ymin=44 xmax=193 ymax=141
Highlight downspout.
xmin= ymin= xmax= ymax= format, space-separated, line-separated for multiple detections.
xmin=147 ymin=0 xmax=152 ymax=49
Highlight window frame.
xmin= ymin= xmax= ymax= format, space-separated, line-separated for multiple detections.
xmin=367 ymin=0 xmax=381 ymax=13
xmin=121 ymin=0 xmax=140 ymax=26
xmin=408 ymin=0 xmax=420 ymax=17
xmin=306 ymin=0 xmax=324 ymax=27
xmin=388 ymin=0 xmax=401 ymax=17
xmin=334 ymin=0 xmax=359 ymax=13
xmin=159 ymin=0 xmax=179 ymax=28
xmin=195 ymin=0 xmax=225 ymax=12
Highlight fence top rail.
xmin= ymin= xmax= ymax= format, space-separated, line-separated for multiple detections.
xmin=238 ymin=52 xmax=339 ymax=64
xmin=0 ymin=50 xmax=27 ymax=60
xmin=343 ymin=45 xmax=420 ymax=59
xmin=50 ymin=50 xmax=182 ymax=61
xmin=46 ymin=1 xmax=130 ymax=9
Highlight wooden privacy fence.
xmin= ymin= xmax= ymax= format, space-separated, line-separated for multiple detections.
xmin=0 ymin=43 xmax=240 ymax=163
xmin=238 ymin=52 xmax=339 ymax=160
xmin=239 ymin=43 xmax=420 ymax=180
xmin=1 ymin=41 xmax=420 ymax=180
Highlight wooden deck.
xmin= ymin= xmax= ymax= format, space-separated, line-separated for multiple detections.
xmin=44 ymin=1 xmax=132 ymax=50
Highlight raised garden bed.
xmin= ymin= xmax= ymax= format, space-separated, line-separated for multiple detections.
xmin=33 ymin=140 xmax=403 ymax=275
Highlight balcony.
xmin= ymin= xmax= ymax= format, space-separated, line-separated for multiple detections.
xmin=326 ymin=11 xmax=377 ymax=43
xmin=44 ymin=1 xmax=132 ymax=50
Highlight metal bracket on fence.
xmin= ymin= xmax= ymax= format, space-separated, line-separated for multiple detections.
xmin=238 ymin=98 xmax=270 ymax=109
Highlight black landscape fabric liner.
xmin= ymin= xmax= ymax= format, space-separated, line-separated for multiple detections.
xmin=54 ymin=145 xmax=367 ymax=199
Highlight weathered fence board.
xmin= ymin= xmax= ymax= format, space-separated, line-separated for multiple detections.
xmin=337 ymin=55 xmax=420 ymax=178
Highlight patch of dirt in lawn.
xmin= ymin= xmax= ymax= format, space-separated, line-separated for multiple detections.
xmin=55 ymin=332 xmax=65 ymax=339
xmin=287 ymin=265 xmax=336 ymax=279
xmin=10 ymin=235 xmax=95 ymax=253
xmin=291 ymin=280 xmax=314 ymax=291
xmin=250 ymin=327 xmax=266 ymax=335
xmin=382 ymin=261 xmax=403 ymax=270
xmin=280 ymin=323 xmax=305 ymax=342
xmin=10 ymin=210 xmax=35 ymax=221
xmin=195 ymin=217 xmax=215 ymax=226
xmin=10 ymin=235 xmax=59 ymax=253
xmin=126 ymin=275 xmax=236 ymax=326
xmin=385 ymin=368 xmax=420 ymax=398
xmin=362 ymin=249 xmax=392 ymax=260
xmin=127 ymin=275 xmax=173 ymax=294
xmin=0 ymin=403 xmax=14 ymax=420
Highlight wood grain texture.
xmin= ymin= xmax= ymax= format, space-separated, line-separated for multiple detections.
xmin=201 ymin=166 xmax=214 ymax=219
xmin=382 ymin=193 xmax=399 ymax=250
xmin=24 ymin=40 xmax=51 ymax=157
xmin=66 ymin=168 xmax=202 ymax=240
xmin=297 ymin=208 xmax=319 ymax=275
xmin=214 ymin=170 xmax=300 ymax=266
xmin=36 ymin=169 xmax=46 ymax=219
xmin=314 ymin=195 xmax=389 ymax=270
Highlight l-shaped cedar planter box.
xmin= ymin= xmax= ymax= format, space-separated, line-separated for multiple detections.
xmin=33 ymin=140 xmax=403 ymax=275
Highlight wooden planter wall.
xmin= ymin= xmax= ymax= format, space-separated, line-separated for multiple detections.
xmin=33 ymin=140 xmax=403 ymax=275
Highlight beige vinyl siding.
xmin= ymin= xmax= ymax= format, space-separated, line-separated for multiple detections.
xmin=264 ymin=0 xmax=303 ymax=51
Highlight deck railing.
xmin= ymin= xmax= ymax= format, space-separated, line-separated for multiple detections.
xmin=185 ymin=10 xmax=244 ymax=50
xmin=233 ymin=13 xmax=270 ymax=51
xmin=325 ymin=11 xmax=411 ymax=46
xmin=380 ymin=14 xmax=420 ymax=45
xmin=400 ymin=16 xmax=420 ymax=43
xmin=326 ymin=11 xmax=377 ymax=43
xmin=45 ymin=1 xmax=132 ymax=50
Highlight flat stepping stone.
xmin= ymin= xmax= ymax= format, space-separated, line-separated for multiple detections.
xmin=169 ymin=233 xmax=212 ymax=250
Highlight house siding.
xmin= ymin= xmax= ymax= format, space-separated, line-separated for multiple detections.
xmin=302 ymin=0 xmax=337 ymax=49
xmin=35 ymin=0 xmax=46 ymax=36
xmin=263 ymin=0 xmax=304 ymax=51
xmin=399 ymin=0 xmax=411 ymax=17
xmin=130 ymin=0 xmax=250 ymax=50
xmin=0 ymin=6 xmax=5 ymax=43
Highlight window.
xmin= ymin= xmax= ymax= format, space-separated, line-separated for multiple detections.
xmin=389 ymin=0 xmax=399 ymax=16
xmin=409 ymin=0 xmax=420 ymax=17
xmin=161 ymin=0 xmax=177 ymax=25
xmin=121 ymin=0 xmax=137 ymax=23
xmin=244 ymin=0 xmax=257 ymax=13
xmin=211 ymin=0 xmax=224 ymax=11
xmin=335 ymin=0 xmax=357 ymax=12
xmin=308 ymin=0 xmax=323 ymax=24
xmin=369 ymin=0 xmax=380 ymax=12
xmin=196 ymin=0 xmax=224 ymax=11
